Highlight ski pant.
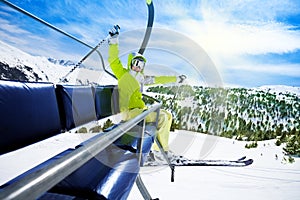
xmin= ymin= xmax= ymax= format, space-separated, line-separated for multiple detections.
xmin=122 ymin=108 xmax=172 ymax=151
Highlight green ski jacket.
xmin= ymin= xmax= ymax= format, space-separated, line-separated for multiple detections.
xmin=108 ymin=44 xmax=177 ymax=112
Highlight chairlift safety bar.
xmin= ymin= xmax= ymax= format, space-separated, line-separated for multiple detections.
xmin=0 ymin=103 xmax=162 ymax=200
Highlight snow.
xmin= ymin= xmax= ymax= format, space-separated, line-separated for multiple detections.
xmin=0 ymin=40 xmax=117 ymax=85
xmin=256 ymin=85 xmax=300 ymax=97
xmin=128 ymin=130 xmax=300 ymax=200
xmin=0 ymin=130 xmax=299 ymax=200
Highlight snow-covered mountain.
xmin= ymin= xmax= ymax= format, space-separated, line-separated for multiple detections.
xmin=256 ymin=85 xmax=300 ymax=97
xmin=47 ymin=58 xmax=76 ymax=67
xmin=0 ymin=40 xmax=116 ymax=85
xmin=1 ymin=39 xmax=299 ymax=93
xmin=147 ymin=84 xmax=300 ymax=157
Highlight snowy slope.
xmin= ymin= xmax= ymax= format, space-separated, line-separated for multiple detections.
xmin=0 ymin=131 xmax=299 ymax=200
xmin=0 ymin=40 xmax=116 ymax=85
xmin=0 ymin=40 xmax=68 ymax=82
xmin=128 ymin=130 xmax=300 ymax=200
xmin=256 ymin=85 xmax=300 ymax=97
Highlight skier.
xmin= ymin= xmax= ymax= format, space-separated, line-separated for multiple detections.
xmin=107 ymin=26 xmax=186 ymax=153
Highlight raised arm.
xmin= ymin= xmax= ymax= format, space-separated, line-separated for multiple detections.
xmin=108 ymin=44 xmax=127 ymax=79
xmin=107 ymin=25 xmax=127 ymax=79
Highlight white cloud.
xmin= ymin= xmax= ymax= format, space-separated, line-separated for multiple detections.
xmin=0 ymin=18 xmax=28 ymax=35
xmin=156 ymin=0 xmax=300 ymax=57
xmin=156 ymin=1 xmax=300 ymax=54
xmin=195 ymin=21 xmax=300 ymax=56
xmin=201 ymin=0 xmax=300 ymax=22
xmin=228 ymin=63 xmax=300 ymax=77
xmin=151 ymin=0 xmax=300 ymax=85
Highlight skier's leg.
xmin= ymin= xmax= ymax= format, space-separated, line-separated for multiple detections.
xmin=121 ymin=108 xmax=144 ymax=120
xmin=121 ymin=108 xmax=172 ymax=151
xmin=150 ymin=109 xmax=172 ymax=151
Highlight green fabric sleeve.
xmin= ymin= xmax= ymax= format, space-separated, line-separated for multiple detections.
xmin=108 ymin=44 xmax=127 ymax=79
xmin=154 ymin=76 xmax=177 ymax=84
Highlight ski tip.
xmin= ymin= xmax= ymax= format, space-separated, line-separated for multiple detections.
xmin=245 ymin=159 xmax=254 ymax=166
xmin=238 ymin=156 xmax=247 ymax=161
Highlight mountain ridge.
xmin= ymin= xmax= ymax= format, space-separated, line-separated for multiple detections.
xmin=0 ymin=40 xmax=116 ymax=85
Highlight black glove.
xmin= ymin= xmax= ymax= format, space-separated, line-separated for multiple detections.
xmin=178 ymin=75 xmax=187 ymax=83
xmin=109 ymin=24 xmax=120 ymax=37
xmin=108 ymin=25 xmax=120 ymax=45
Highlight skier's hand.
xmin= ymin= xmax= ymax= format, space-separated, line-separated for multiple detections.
xmin=177 ymin=75 xmax=187 ymax=84
xmin=109 ymin=25 xmax=120 ymax=37
xmin=108 ymin=25 xmax=120 ymax=45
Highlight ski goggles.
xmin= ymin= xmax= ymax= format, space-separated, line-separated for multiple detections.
xmin=131 ymin=58 xmax=145 ymax=70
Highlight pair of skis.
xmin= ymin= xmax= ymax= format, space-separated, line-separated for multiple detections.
xmin=145 ymin=154 xmax=253 ymax=167
xmin=172 ymin=155 xmax=253 ymax=167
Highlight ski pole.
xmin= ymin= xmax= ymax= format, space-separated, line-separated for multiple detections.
xmin=154 ymin=137 xmax=175 ymax=182
xmin=59 ymin=25 xmax=120 ymax=83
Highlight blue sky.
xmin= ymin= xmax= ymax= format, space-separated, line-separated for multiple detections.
xmin=0 ymin=0 xmax=300 ymax=88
